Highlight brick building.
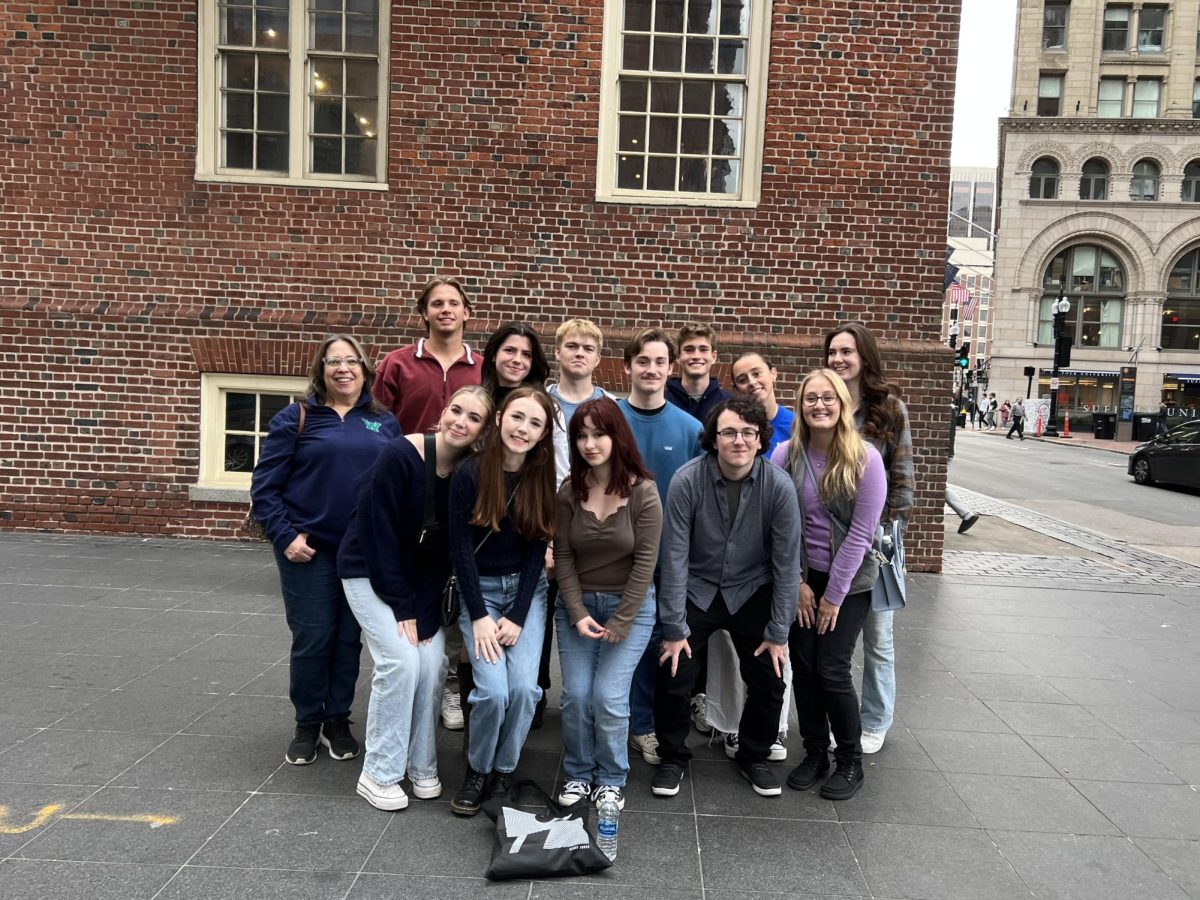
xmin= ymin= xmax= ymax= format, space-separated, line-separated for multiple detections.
xmin=1 ymin=1 xmax=960 ymax=570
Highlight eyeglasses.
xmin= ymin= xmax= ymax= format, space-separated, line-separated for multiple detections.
xmin=717 ymin=428 xmax=760 ymax=442
xmin=323 ymin=357 xmax=363 ymax=369
xmin=802 ymin=394 xmax=839 ymax=407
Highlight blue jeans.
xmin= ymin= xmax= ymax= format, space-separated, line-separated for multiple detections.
xmin=343 ymin=578 xmax=446 ymax=784
xmin=273 ymin=548 xmax=361 ymax=726
xmin=859 ymin=608 xmax=895 ymax=733
xmin=458 ymin=573 xmax=547 ymax=774
xmin=556 ymin=589 xmax=656 ymax=787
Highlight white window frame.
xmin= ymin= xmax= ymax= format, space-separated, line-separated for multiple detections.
xmin=1102 ymin=5 xmax=1130 ymax=51
xmin=1037 ymin=73 xmax=1063 ymax=116
xmin=1137 ymin=5 xmax=1166 ymax=52
xmin=196 ymin=0 xmax=390 ymax=189
xmin=1097 ymin=77 xmax=1126 ymax=116
xmin=198 ymin=373 xmax=308 ymax=489
xmin=1042 ymin=2 xmax=1069 ymax=49
xmin=596 ymin=0 xmax=773 ymax=207
xmin=1131 ymin=79 xmax=1160 ymax=118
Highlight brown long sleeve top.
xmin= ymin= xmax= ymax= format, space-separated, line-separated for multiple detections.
xmin=553 ymin=478 xmax=662 ymax=640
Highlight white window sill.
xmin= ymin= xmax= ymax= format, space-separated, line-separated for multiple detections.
xmin=189 ymin=485 xmax=250 ymax=503
xmin=195 ymin=173 xmax=389 ymax=192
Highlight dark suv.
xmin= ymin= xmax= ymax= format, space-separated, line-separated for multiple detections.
xmin=1128 ymin=420 xmax=1200 ymax=489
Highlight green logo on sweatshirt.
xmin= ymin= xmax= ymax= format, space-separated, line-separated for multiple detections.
xmin=364 ymin=420 xmax=381 ymax=433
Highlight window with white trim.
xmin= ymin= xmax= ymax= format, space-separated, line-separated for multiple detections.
xmin=1038 ymin=73 xmax=1063 ymax=116
xmin=596 ymin=0 xmax=772 ymax=206
xmin=1097 ymin=77 xmax=1125 ymax=116
xmin=1131 ymin=79 xmax=1160 ymax=118
xmin=1137 ymin=5 xmax=1166 ymax=51
xmin=199 ymin=374 xmax=308 ymax=488
xmin=196 ymin=0 xmax=388 ymax=187
xmin=1043 ymin=2 xmax=1068 ymax=49
xmin=1102 ymin=5 xmax=1129 ymax=51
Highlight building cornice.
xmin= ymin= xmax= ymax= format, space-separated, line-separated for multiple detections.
xmin=1001 ymin=118 xmax=1200 ymax=137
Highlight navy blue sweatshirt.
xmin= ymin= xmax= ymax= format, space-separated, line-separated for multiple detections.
xmin=666 ymin=376 xmax=730 ymax=427
xmin=338 ymin=439 xmax=453 ymax=641
xmin=448 ymin=456 xmax=548 ymax=628
xmin=250 ymin=393 xmax=399 ymax=554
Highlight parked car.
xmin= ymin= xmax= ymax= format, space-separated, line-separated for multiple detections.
xmin=1128 ymin=420 xmax=1200 ymax=489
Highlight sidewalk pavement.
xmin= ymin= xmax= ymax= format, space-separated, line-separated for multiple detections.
xmin=961 ymin=423 xmax=1142 ymax=455
xmin=2 ymin=531 xmax=1199 ymax=899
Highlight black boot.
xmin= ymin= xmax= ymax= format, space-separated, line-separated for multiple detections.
xmin=819 ymin=758 xmax=864 ymax=801
xmin=786 ymin=746 xmax=830 ymax=791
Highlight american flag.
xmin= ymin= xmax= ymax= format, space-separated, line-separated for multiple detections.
xmin=949 ymin=283 xmax=978 ymax=320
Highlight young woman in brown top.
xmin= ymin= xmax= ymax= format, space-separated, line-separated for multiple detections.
xmin=553 ymin=397 xmax=663 ymax=811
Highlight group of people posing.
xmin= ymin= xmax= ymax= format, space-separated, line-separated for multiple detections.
xmin=249 ymin=276 xmax=913 ymax=817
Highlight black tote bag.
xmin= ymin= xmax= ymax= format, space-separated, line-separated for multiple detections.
xmin=481 ymin=780 xmax=612 ymax=880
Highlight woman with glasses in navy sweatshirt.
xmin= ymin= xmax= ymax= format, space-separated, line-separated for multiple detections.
xmin=251 ymin=334 xmax=399 ymax=767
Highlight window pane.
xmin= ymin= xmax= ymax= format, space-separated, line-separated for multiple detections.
xmin=687 ymin=0 xmax=717 ymax=34
xmin=653 ymin=36 xmax=683 ymax=70
xmin=260 ymin=394 xmax=291 ymax=424
xmin=620 ymin=78 xmax=649 ymax=111
xmin=1102 ymin=6 xmax=1128 ymax=50
xmin=617 ymin=153 xmax=645 ymax=188
xmin=258 ymin=54 xmax=288 ymax=91
xmin=716 ymin=39 xmax=745 ymax=74
xmin=313 ymin=98 xmax=343 ymax=134
xmin=685 ymin=37 xmax=715 ymax=73
xmin=649 ymin=80 xmax=681 ymax=112
xmin=719 ymin=0 xmax=748 ymax=35
xmin=680 ymin=117 xmax=710 ymax=153
xmin=224 ymin=53 xmax=256 ymax=89
xmin=257 ymin=9 xmax=288 ymax=47
xmin=345 ymin=60 xmax=377 ymax=96
xmin=655 ymin=0 xmax=684 ymax=32
xmin=710 ymin=157 xmax=739 ymax=193
xmin=225 ymin=92 xmax=254 ymax=129
xmin=648 ymin=116 xmax=679 ymax=152
xmin=312 ymin=12 xmax=343 ymax=51
xmin=712 ymin=117 xmax=741 ymax=155
xmin=347 ymin=0 xmax=376 ymax=12
xmin=224 ymin=131 xmax=253 ymax=167
xmin=312 ymin=61 xmax=342 ymax=95
xmin=222 ymin=6 xmax=254 ymax=45
xmin=713 ymin=82 xmax=743 ymax=115
xmin=345 ymin=12 xmax=377 ymax=53
xmin=1168 ymin=254 xmax=1195 ymax=293
xmin=258 ymin=93 xmax=288 ymax=131
xmin=682 ymin=81 xmax=712 ymax=113
xmin=312 ymin=136 xmax=342 ymax=172
xmin=624 ymin=0 xmax=652 ymax=31
xmin=344 ymin=137 xmax=376 ymax=176
xmin=618 ymin=115 xmax=646 ymax=150
xmin=623 ymin=34 xmax=650 ymax=69
xmin=1099 ymin=252 xmax=1123 ymax=290
xmin=226 ymin=392 xmax=257 ymax=431
xmin=224 ymin=435 xmax=256 ymax=472
xmin=646 ymin=155 xmax=677 ymax=190
xmin=1138 ymin=6 xmax=1164 ymax=50
xmin=679 ymin=157 xmax=707 ymax=191
xmin=257 ymin=133 xmax=288 ymax=169
xmin=1132 ymin=80 xmax=1159 ymax=117
xmin=346 ymin=98 xmax=376 ymax=134
xmin=1071 ymin=246 xmax=1097 ymax=286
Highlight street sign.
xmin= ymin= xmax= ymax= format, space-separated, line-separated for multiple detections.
xmin=1050 ymin=377 xmax=1059 ymax=389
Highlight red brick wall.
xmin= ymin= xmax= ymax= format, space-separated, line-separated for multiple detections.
xmin=0 ymin=1 xmax=960 ymax=570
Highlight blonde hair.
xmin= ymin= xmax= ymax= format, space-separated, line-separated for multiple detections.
xmin=786 ymin=369 xmax=868 ymax=502
xmin=555 ymin=318 xmax=603 ymax=349
xmin=435 ymin=385 xmax=495 ymax=444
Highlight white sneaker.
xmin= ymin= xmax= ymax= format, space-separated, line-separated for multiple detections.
xmin=441 ymin=687 xmax=463 ymax=730
xmin=861 ymin=730 xmax=887 ymax=754
xmin=690 ymin=693 xmax=713 ymax=734
xmin=593 ymin=784 xmax=626 ymax=810
xmin=357 ymin=771 xmax=408 ymax=811
xmin=409 ymin=773 xmax=442 ymax=799
xmin=629 ymin=732 xmax=661 ymax=765
xmin=722 ymin=732 xmax=739 ymax=759
xmin=558 ymin=780 xmax=592 ymax=806
xmin=769 ymin=733 xmax=787 ymax=762
xmin=829 ymin=730 xmax=837 ymax=750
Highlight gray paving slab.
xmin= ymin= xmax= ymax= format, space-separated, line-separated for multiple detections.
xmin=3 ymin=530 xmax=1200 ymax=899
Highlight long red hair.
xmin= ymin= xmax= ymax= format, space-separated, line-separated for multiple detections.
xmin=568 ymin=397 xmax=652 ymax=501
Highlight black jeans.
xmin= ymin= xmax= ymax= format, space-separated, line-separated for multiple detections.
xmin=654 ymin=586 xmax=785 ymax=766
xmin=789 ymin=569 xmax=871 ymax=764
xmin=1006 ymin=416 xmax=1024 ymax=439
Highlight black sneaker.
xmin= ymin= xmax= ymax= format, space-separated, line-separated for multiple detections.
xmin=488 ymin=771 xmax=513 ymax=801
xmin=739 ymin=761 xmax=781 ymax=797
xmin=451 ymin=767 xmax=490 ymax=816
xmin=651 ymin=763 xmax=687 ymax=797
xmin=787 ymin=749 xmax=830 ymax=791
xmin=319 ymin=720 xmax=360 ymax=761
xmin=285 ymin=723 xmax=321 ymax=765
xmin=819 ymin=761 xmax=864 ymax=801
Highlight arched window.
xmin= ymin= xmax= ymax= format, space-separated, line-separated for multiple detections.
xmin=1079 ymin=157 xmax=1109 ymax=200
xmin=1131 ymin=159 xmax=1159 ymax=200
xmin=1029 ymin=157 xmax=1059 ymax=198
xmin=1041 ymin=245 xmax=1125 ymax=348
xmin=1165 ymin=247 xmax=1200 ymax=350
xmin=1183 ymin=161 xmax=1200 ymax=203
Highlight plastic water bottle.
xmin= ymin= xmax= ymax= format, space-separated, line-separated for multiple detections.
xmin=596 ymin=793 xmax=619 ymax=861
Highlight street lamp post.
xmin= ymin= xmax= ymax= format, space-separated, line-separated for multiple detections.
xmin=1045 ymin=291 xmax=1071 ymax=438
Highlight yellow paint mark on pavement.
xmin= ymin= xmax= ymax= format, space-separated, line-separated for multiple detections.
xmin=0 ymin=803 xmax=178 ymax=834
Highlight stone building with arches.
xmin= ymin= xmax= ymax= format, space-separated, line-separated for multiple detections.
xmin=990 ymin=0 xmax=1200 ymax=432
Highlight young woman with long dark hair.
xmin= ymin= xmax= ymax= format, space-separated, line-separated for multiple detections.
xmin=448 ymin=386 xmax=558 ymax=816
xmin=553 ymin=397 xmax=662 ymax=811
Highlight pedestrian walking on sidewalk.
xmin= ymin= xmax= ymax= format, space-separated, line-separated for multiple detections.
xmin=1006 ymin=398 xmax=1026 ymax=441
xmin=251 ymin=335 xmax=400 ymax=766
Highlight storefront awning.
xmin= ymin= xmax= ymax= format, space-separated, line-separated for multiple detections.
xmin=1166 ymin=372 xmax=1200 ymax=384
xmin=1038 ymin=369 xmax=1120 ymax=378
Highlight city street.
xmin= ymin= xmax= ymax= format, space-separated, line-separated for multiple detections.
xmin=949 ymin=427 xmax=1200 ymax=567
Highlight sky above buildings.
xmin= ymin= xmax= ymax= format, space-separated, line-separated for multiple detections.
xmin=951 ymin=0 xmax=1018 ymax=168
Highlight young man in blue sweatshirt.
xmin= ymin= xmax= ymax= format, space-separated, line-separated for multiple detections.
xmin=617 ymin=328 xmax=703 ymax=766
xmin=666 ymin=322 xmax=730 ymax=428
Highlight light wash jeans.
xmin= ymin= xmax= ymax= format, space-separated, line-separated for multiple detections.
xmin=859 ymin=607 xmax=895 ymax=733
xmin=343 ymin=578 xmax=446 ymax=784
xmin=556 ymin=589 xmax=656 ymax=787
xmin=458 ymin=572 xmax=548 ymax=774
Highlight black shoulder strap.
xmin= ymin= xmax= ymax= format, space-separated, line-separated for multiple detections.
xmin=422 ymin=434 xmax=437 ymax=528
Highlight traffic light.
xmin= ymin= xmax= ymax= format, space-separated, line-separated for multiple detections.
xmin=957 ymin=343 xmax=970 ymax=368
